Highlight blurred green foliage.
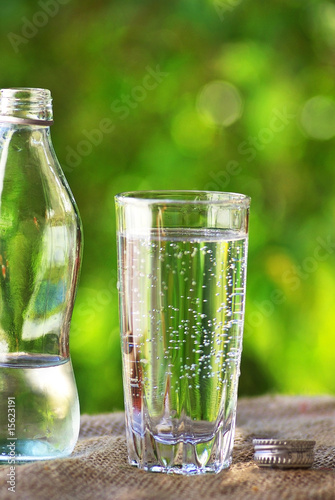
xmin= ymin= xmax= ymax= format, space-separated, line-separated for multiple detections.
xmin=1 ymin=0 xmax=335 ymax=413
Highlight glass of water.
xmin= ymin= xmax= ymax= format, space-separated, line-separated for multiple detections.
xmin=115 ymin=191 xmax=250 ymax=474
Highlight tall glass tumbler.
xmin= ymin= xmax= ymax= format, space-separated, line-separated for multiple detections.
xmin=115 ymin=191 xmax=250 ymax=474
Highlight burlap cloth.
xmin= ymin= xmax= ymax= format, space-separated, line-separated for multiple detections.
xmin=0 ymin=395 xmax=334 ymax=500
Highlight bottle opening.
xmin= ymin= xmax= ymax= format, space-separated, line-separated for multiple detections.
xmin=0 ymin=87 xmax=53 ymax=125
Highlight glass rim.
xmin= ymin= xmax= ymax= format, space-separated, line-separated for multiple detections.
xmin=115 ymin=190 xmax=251 ymax=208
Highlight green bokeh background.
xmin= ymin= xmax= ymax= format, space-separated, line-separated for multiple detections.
xmin=1 ymin=0 xmax=335 ymax=413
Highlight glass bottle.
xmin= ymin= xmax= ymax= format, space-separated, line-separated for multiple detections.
xmin=0 ymin=88 xmax=82 ymax=462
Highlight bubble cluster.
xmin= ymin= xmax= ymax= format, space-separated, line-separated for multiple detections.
xmin=119 ymin=228 xmax=247 ymax=439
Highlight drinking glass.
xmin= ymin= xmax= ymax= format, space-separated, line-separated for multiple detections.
xmin=115 ymin=191 xmax=250 ymax=474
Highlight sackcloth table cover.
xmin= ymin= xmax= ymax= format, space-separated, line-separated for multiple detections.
xmin=0 ymin=395 xmax=335 ymax=500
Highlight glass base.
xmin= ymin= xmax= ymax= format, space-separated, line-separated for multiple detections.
xmin=126 ymin=424 xmax=235 ymax=475
xmin=130 ymin=458 xmax=232 ymax=475
xmin=0 ymin=439 xmax=73 ymax=463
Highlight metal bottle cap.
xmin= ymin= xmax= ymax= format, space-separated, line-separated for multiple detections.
xmin=253 ymin=439 xmax=316 ymax=468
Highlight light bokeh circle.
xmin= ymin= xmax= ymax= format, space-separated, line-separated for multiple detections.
xmin=196 ymin=80 xmax=243 ymax=127
xmin=300 ymin=95 xmax=335 ymax=140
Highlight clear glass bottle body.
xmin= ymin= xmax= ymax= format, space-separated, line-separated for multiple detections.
xmin=0 ymin=88 xmax=82 ymax=462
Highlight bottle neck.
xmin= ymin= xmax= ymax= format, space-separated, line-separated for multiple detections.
xmin=0 ymin=88 xmax=53 ymax=126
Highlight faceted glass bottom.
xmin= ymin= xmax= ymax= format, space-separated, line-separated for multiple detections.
xmin=126 ymin=421 xmax=235 ymax=475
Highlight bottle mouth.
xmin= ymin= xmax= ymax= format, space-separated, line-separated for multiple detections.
xmin=0 ymin=87 xmax=53 ymax=125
